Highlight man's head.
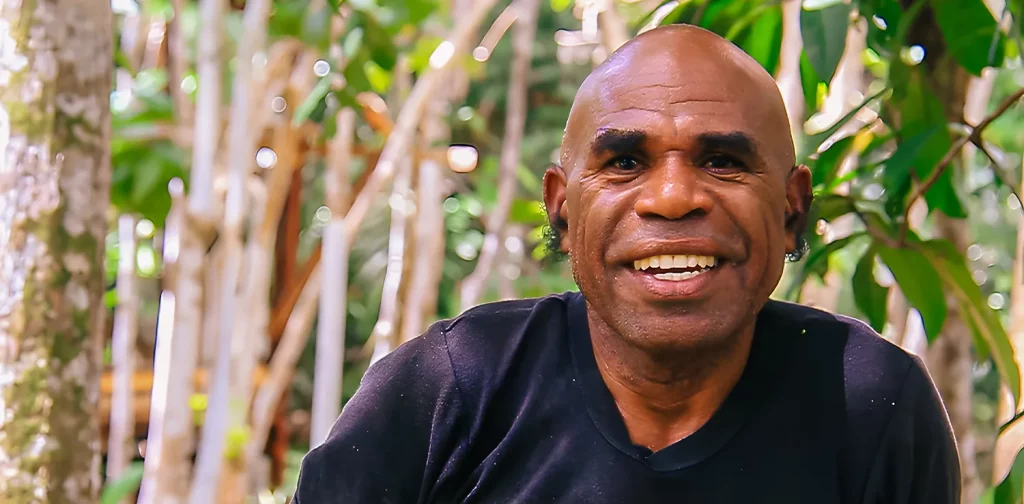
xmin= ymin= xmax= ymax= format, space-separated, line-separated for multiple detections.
xmin=542 ymin=24 xmax=813 ymax=352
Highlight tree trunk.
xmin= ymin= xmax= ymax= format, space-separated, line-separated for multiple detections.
xmin=310 ymin=108 xmax=355 ymax=447
xmin=901 ymin=3 xmax=978 ymax=499
xmin=933 ymin=217 xmax=983 ymax=503
xmin=0 ymin=0 xmax=113 ymax=501
xmin=107 ymin=215 xmax=139 ymax=486
xmin=139 ymin=0 xmax=222 ymax=500
xmin=774 ymin=0 xmax=804 ymax=139
xmin=460 ymin=0 xmax=539 ymax=312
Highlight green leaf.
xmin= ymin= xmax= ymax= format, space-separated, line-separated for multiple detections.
xmin=738 ymin=5 xmax=783 ymax=75
xmin=811 ymin=136 xmax=854 ymax=188
xmin=516 ymin=165 xmax=541 ymax=195
xmin=131 ymin=155 xmax=164 ymax=204
xmin=899 ymin=73 xmax=965 ymax=217
xmin=293 ymin=76 xmax=332 ymax=126
xmin=509 ymin=200 xmax=548 ymax=226
xmin=932 ymin=0 xmax=1005 ymax=76
xmin=919 ymin=239 xmax=1020 ymax=403
xmin=100 ymin=461 xmax=145 ymax=504
xmin=852 ymin=247 xmax=888 ymax=332
xmin=300 ymin=4 xmax=333 ymax=50
xmin=862 ymin=0 xmax=902 ymax=54
xmin=799 ymin=50 xmax=822 ymax=113
xmin=363 ymin=60 xmax=392 ymax=93
xmin=800 ymin=87 xmax=890 ymax=161
xmin=877 ymin=245 xmax=946 ymax=341
xmin=550 ymin=0 xmax=572 ymax=12
xmin=358 ymin=11 xmax=398 ymax=70
xmin=408 ymin=36 xmax=443 ymax=73
xmin=811 ymin=193 xmax=855 ymax=221
xmin=803 ymin=231 xmax=867 ymax=278
xmin=881 ymin=125 xmax=940 ymax=217
xmin=343 ymin=27 xmax=365 ymax=60
xmin=800 ymin=1 xmax=851 ymax=83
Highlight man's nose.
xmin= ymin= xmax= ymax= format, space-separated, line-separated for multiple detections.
xmin=633 ymin=159 xmax=713 ymax=220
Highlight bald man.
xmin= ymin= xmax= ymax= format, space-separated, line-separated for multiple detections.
xmin=294 ymin=25 xmax=960 ymax=503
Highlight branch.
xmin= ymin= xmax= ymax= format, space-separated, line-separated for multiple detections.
xmin=971 ymin=137 xmax=1023 ymax=210
xmin=850 ymin=204 xmax=902 ymax=249
xmin=901 ymin=87 xmax=1024 ymax=242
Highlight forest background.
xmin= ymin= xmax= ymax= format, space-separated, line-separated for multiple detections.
xmin=4 ymin=0 xmax=1024 ymax=502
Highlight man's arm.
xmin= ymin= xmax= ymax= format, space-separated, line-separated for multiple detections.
xmin=293 ymin=322 xmax=464 ymax=504
xmin=860 ymin=355 xmax=961 ymax=503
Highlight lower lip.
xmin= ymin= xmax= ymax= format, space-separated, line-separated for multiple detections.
xmin=625 ymin=265 xmax=720 ymax=299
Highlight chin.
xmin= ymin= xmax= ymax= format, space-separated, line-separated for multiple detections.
xmin=630 ymin=313 xmax=738 ymax=353
xmin=599 ymin=299 xmax=751 ymax=356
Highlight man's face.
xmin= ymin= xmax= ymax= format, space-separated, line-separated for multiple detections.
xmin=545 ymin=31 xmax=811 ymax=352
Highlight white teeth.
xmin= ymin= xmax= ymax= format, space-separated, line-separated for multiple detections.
xmin=653 ymin=270 xmax=707 ymax=281
xmin=632 ymin=254 xmax=717 ymax=271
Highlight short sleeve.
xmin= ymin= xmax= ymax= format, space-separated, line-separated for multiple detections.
xmin=293 ymin=322 xmax=465 ymax=504
xmin=860 ymin=355 xmax=961 ymax=503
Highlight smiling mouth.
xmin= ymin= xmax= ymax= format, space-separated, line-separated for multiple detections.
xmin=632 ymin=254 xmax=717 ymax=281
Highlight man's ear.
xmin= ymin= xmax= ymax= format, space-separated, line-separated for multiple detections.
xmin=784 ymin=164 xmax=813 ymax=256
xmin=542 ymin=164 xmax=570 ymax=253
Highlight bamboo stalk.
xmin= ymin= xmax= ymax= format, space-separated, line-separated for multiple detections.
xmin=310 ymin=108 xmax=357 ymax=447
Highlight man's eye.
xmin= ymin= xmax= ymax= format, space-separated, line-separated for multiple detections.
xmin=703 ymin=155 xmax=744 ymax=172
xmin=607 ymin=156 xmax=641 ymax=171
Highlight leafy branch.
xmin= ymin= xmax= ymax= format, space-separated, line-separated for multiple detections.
xmin=900 ymin=87 xmax=1024 ymax=243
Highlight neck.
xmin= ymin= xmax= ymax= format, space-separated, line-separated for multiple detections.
xmin=586 ymin=308 xmax=756 ymax=453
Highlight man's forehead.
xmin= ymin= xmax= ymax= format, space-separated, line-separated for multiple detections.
xmin=562 ymin=27 xmax=794 ymax=168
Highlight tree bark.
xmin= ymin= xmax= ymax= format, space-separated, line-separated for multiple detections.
xmin=0 ymin=0 xmax=113 ymax=501
xmin=460 ymin=0 xmax=539 ymax=311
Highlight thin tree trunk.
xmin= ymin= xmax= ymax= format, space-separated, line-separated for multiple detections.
xmin=139 ymin=0 xmax=222 ymax=501
xmin=0 ymin=0 xmax=113 ymax=501
xmin=369 ymin=157 xmax=413 ymax=364
xmin=168 ymin=0 xmax=191 ymax=128
xmin=343 ymin=0 xmax=500 ymax=244
xmin=401 ymin=123 xmax=445 ymax=343
xmin=107 ymin=215 xmax=139 ymax=486
xmin=310 ymin=108 xmax=356 ymax=448
xmin=460 ymin=0 xmax=539 ymax=311
xmin=189 ymin=0 xmax=270 ymax=499
xmin=994 ymin=155 xmax=1024 ymax=484
xmin=247 ymin=2 xmax=497 ymax=459
xmin=775 ymin=0 xmax=804 ymax=140
xmin=932 ymin=220 xmax=983 ymax=503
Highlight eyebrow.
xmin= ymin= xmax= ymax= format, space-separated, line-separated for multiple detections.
xmin=590 ymin=128 xmax=648 ymax=156
xmin=697 ymin=132 xmax=758 ymax=158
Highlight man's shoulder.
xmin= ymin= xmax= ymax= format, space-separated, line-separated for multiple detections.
xmin=764 ymin=299 xmax=922 ymax=403
xmin=438 ymin=292 xmax=576 ymax=390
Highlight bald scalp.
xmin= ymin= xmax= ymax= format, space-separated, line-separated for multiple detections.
xmin=559 ymin=24 xmax=795 ymax=174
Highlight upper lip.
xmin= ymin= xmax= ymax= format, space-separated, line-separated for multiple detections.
xmin=613 ymin=238 xmax=727 ymax=264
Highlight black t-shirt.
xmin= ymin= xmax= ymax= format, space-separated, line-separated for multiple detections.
xmin=294 ymin=291 xmax=960 ymax=503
